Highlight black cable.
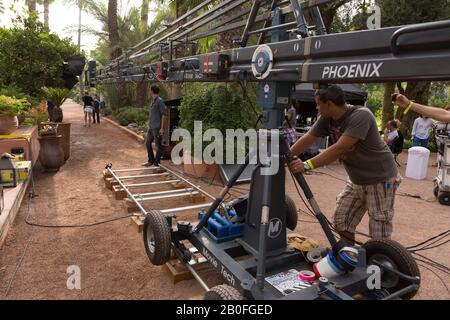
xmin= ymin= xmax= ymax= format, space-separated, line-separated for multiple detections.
xmin=407 ymin=229 xmax=450 ymax=250
xmin=417 ymin=263 xmax=450 ymax=295
xmin=412 ymin=252 xmax=450 ymax=275
xmin=25 ymin=214 xmax=135 ymax=228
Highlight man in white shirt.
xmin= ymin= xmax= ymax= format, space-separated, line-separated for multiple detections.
xmin=411 ymin=115 xmax=433 ymax=148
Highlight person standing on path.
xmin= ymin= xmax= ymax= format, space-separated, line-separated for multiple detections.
xmin=142 ymin=85 xmax=166 ymax=167
xmin=411 ymin=115 xmax=433 ymax=148
xmin=82 ymin=91 xmax=94 ymax=127
xmin=93 ymin=95 xmax=101 ymax=124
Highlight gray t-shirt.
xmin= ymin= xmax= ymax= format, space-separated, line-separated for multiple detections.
xmin=309 ymin=105 xmax=398 ymax=185
xmin=149 ymin=96 xmax=166 ymax=129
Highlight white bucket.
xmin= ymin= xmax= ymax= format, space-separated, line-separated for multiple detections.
xmin=406 ymin=147 xmax=430 ymax=180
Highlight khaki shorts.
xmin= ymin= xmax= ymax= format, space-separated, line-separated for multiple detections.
xmin=333 ymin=175 xmax=402 ymax=239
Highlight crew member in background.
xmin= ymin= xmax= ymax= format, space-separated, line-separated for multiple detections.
xmin=393 ymin=94 xmax=450 ymax=123
xmin=384 ymin=120 xmax=399 ymax=152
xmin=142 ymin=85 xmax=166 ymax=167
xmin=283 ymin=103 xmax=298 ymax=146
xmin=82 ymin=91 xmax=94 ymax=128
xmin=411 ymin=115 xmax=433 ymax=148
xmin=93 ymin=95 xmax=101 ymax=124
xmin=289 ymin=85 xmax=400 ymax=245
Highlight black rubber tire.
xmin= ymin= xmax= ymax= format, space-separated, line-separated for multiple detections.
xmin=433 ymin=183 xmax=439 ymax=199
xmin=285 ymin=195 xmax=298 ymax=231
xmin=204 ymin=284 xmax=244 ymax=300
xmin=363 ymin=239 xmax=420 ymax=300
xmin=438 ymin=192 xmax=450 ymax=206
xmin=143 ymin=210 xmax=172 ymax=266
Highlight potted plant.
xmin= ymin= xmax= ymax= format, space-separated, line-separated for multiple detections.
xmin=37 ymin=123 xmax=64 ymax=172
xmin=41 ymin=87 xmax=72 ymax=122
xmin=0 ymin=95 xmax=28 ymax=134
xmin=41 ymin=87 xmax=73 ymax=162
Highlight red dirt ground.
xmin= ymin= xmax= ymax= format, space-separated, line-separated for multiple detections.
xmin=0 ymin=100 xmax=448 ymax=300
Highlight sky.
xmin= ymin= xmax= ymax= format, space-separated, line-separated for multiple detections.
xmin=0 ymin=0 xmax=155 ymax=56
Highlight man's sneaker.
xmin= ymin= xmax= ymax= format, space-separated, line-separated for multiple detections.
xmin=142 ymin=162 xmax=153 ymax=167
xmin=152 ymin=163 xmax=160 ymax=167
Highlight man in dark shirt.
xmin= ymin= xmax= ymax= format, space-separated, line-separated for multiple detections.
xmin=289 ymin=85 xmax=400 ymax=244
xmin=82 ymin=91 xmax=93 ymax=108
xmin=93 ymin=95 xmax=101 ymax=124
xmin=143 ymin=85 xmax=166 ymax=167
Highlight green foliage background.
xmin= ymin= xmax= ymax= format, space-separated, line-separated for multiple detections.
xmin=0 ymin=15 xmax=79 ymax=97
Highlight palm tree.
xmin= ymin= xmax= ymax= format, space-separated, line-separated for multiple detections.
xmin=27 ymin=0 xmax=37 ymax=12
xmin=141 ymin=0 xmax=150 ymax=27
xmin=108 ymin=0 xmax=121 ymax=59
xmin=43 ymin=0 xmax=52 ymax=27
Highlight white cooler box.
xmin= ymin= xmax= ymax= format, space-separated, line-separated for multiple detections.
xmin=406 ymin=147 xmax=430 ymax=180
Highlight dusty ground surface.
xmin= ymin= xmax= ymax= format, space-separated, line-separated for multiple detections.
xmin=0 ymin=100 xmax=449 ymax=300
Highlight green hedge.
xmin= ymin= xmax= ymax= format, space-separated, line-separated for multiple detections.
xmin=179 ymin=83 xmax=256 ymax=157
xmin=113 ymin=107 xmax=148 ymax=127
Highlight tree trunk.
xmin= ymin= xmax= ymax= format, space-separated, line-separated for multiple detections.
xmin=44 ymin=0 xmax=49 ymax=27
xmin=28 ymin=0 xmax=36 ymax=12
xmin=382 ymin=83 xmax=396 ymax=127
xmin=215 ymin=1 xmax=241 ymax=51
xmin=321 ymin=0 xmax=352 ymax=32
xmin=108 ymin=0 xmax=121 ymax=59
xmin=135 ymin=0 xmax=151 ymax=107
xmin=141 ymin=0 xmax=150 ymax=26
xmin=170 ymin=0 xmax=185 ymax=102
xmin=395 ymin=82 xmax=432 ymax=136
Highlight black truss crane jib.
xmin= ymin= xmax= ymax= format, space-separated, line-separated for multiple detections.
xmin=115 ymin=0 xmax=216 ymax=62
xmin=122 ymin=0 xmax=332 ymax=63
xmin=129 ymin=0 xmax=251 ymax=61
xmin=91 ymin=21 xmax=450 ymax=85
xmin=111 ymin=1 xmax=326 ymax=71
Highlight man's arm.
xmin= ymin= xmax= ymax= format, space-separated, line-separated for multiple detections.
xmin=308 ymin=135 xmax=359 ymax=168
xmin=290 ymin=132 xmax=319 ymax=156
xmin=159 ymin=100 xmax=167 ymax=136
xmin=395 ymin=94 xmax=450 ymax=122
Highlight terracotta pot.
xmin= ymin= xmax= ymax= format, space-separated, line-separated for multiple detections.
xmin=57 ymin=122 xmax=71 ymax=162
xmin=182 ymin=150 xmax=219 ymax=180
xmin=0 ymin=115 xmax=18 ymax=135
xmin=39 ymin=122 xmax=71 ymax=161
xmin=38 ymin=135 xmax=64 ymax=172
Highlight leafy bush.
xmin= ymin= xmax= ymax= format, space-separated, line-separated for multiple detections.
xmin=23 ymin=103 xmax=48 ymax=126
xmin=0 ymin=95 xmax=28 ymax=116
xmin=0 ymin=16 xmax=79 ymax=96
xmin=179 ymin=83 xmax=255 ymax=157
xmin=113 ymin=107 xmax=148 ymax=126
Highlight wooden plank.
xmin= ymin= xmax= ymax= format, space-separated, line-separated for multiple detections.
xmin=188 ymin=193 xmax=206 ymax=203
xmin=104 ymin=177 xmax=119 ymax=190
xmin=162 ymin=257 xmax=214 ymax=284
xmin=171 ymin=181 xmax=187 ymax=189
xmin=113 ymin=185 xmax=127 ymax=200
xmin=163 ymin=260 xmax=194 ymax=284
xmin=103 ymin=169 xmax=113 ymax=180
xmin=131 ymin=216 xmax=145 ymax=233
xmin=124 ymin=198 xmax=141 ymax=213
